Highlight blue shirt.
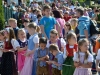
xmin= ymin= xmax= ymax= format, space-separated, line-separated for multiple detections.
xmin=78 ymin=16 xmax=90 ymax=36
xmin=52 ymin=51 xmax=64 ymax=70
xmin=34 ymin=48 xmax=52 ymax=67
xmin=39 ymin=16 xmax=56 ymax=39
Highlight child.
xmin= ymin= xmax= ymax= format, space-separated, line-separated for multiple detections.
xmin=46 ymin=29 xmax=66 ymax=52
xmin=34 ymin=37 xmax=50 ymax=75
xmin=17 ymin=29 xmax=28 ymax=73
xmin=62 ymin=32 xmax=78 ymax=75
xmin=23 ymin=19 xmax=30 ymax=39
xmin=39 ymin=5 xmax=57 ymax=39
xmin=20 ymin=22 xmax=39 ymax=75
xmin=95 ymin=37 xmax=100 ymax=53
xmin=73 ymin=39 xmax=93 ymax=75
xmin=1 ymin=27 xmax=19 ymax=75
xmin=96 ymin=49 xmax=100 ymax=75
xmin=0 ymin=30 xmax=5 ymax=61
xmin=70 ymin=18 xmax=79 ymax=41
xmin=8 ymin=18 xmax=19 ymax=39
xmin=0 ymin=30 xmax=5 ymax=74
xmin=47 ymin=44 xmax=64 ymax=75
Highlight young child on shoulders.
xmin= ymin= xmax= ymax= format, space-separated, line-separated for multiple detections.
xmin=46 ymin=29 xmax=66 ymax=52
xmin=62 ymin=32 xmax=78 ymax=75
xmin=34 ymin=37 xmax=50 ymax=75
xmin=73 ymin=39 xmax=93 ymax=75
xmin=46 ymin=44 xmax=64 ymax=75
xmin=96 ymin=49 xmax=100 ymax=75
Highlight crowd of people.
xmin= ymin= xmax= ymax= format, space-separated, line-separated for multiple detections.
xmin=0 ymin=0 xmax=100 ymax=75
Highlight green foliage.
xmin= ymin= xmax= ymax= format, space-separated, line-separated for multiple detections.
xmin=0 ymin=1 xmax=5 ymax=30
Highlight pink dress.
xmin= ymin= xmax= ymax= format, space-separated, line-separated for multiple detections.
xmin=18 ymin=51 xmax=26 ymax=71
xmin=20 ymin=50 xmax=33 ymax=75
xmin=73 ymin=52 xmax=93 ymax=75
xmin=56 ymin=18 xmax=65 ymax=37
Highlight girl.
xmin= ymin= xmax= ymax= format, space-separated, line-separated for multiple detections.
xmin=20 ymin=22 xmax=39 ymax=75
xmin=62 ymin=32 xmax=78 ymax=75
xmin=0 ymin=30 xmax=5 ymax=74
xmin=0 ymin=30 xmax=5 ymax=61
xmin=17 ymin=29 xmax=28 ymax=73
xmin=73 ymin=39 xmax=93 ymax=75
xmin=96 ymin=49 xmax=100 ymax=75
xmin=53 ymin=10 xmax=65 ymax=37
xmin=1 ymin=27 xmax=19 ymax=75
xmin=63 ymin=22 xmax=74 ymax=40
xmin=70 ymin=18 xmax=79 ymax=41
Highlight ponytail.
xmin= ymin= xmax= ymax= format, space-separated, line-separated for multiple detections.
xmin=28 ymin=22 xmax=41 ymax=33
xmin=36 ymin=26 xmax=41 ymax=33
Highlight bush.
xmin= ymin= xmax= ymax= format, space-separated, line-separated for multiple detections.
xmin=0 ymin=0 xmax=5 ymax=30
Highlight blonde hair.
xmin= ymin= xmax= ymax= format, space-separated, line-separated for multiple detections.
xmin=18 ymin=29 xmax=26 ymax=36
xmin=50 ymin=29 xmax=58 ymax=36
xmin=27 ymin=22 xmax=40 ymax=33
xmin=49 ymin=44 xmax=59 ymax=52
xmin=78 ymin=39 xmax=89 ymax=61
xmin=8 ymin=18 xmax=17 ymax=23
xmin=66 ymin=32 xmax=76 ymax=42
xmin=71 ymin=18 xmax=78 ymax=23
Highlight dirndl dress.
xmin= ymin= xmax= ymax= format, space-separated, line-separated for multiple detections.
xmin=1 ymin=52 xmax=18 ymax=75
xmin=62 ymin=57 xmax=75 ymax=75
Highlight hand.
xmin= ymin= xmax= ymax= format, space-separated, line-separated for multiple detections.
xmin=45 ymin=55 xmax=49 ymax=60
xmin=46 ymin=61 xmax=52 ymax=64
xmin=24 ymin=46 xmax=27 ymax=50
xmin=39 ymin=57 xmax=45 ymax=61
xmin=25 ymin=52 xmax=31 ymax=57
xmin=96 ymin=66 xmax=100 ymax=72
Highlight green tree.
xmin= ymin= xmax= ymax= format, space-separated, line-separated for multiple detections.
xmin=0 ymin=0 xmax=5 ymax=30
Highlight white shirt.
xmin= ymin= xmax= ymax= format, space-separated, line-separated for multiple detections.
xmin=73 ymin=52 xmax=93 ymax=63
xmin=29 ymin=34 xmax=39 ymax=44
xmin=11 ymin=39 xmax=20 ymax=50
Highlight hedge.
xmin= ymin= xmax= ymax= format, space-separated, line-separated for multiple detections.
xmin=0 ymin=1 xmax=5 ymax=30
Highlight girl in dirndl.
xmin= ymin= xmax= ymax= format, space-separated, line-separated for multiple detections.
xmin=73 ymin=39 xmax=93 ymax=75
xmin=20 ymin=22 xmax=39 ymax=75
xmin=62 ymin=32 xmax=78 ymax=75
xmin=17 ymin=29 xmax=28 ymax=73
xmin=1 ymin=27 xmax=19 ymax=75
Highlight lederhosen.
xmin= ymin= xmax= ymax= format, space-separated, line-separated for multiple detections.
xmin=52 ymin=58 xmax=61 ymax=75
xmin=36 ymin=48 xmax=49 ymax=75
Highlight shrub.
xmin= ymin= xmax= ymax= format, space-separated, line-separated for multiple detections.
xmin=0 ymin=0 xmax=5 ymax=30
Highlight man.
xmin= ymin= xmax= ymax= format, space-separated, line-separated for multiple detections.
xmin=76 ymin=7 xmax=90 ymax=40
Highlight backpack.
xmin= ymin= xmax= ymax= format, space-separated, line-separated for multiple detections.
xmin=90 ymin=20 xmax=100 ymax=36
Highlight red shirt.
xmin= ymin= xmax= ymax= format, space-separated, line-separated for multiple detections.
xmin=64 ymin=16 xmax=72 ymax=22
xmin=66 ymin=44 xmax=78 ymax=57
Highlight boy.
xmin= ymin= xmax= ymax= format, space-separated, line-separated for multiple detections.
xmin=46 ymin=29 xmax=66 ymax=52
xmin=34 ymin=37 xmax=50 ymax=75
xmin=96 ymin=49 xmax=100 ymax=75
xmin=8 ymin=18 xmax=19 ymax=39
xmin=39 ymin=5 xmax=59 ymax=39
xmin=47 ymin=44 xmax=64 ymax=75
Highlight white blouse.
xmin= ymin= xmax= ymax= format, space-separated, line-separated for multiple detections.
xmin=96 ymin=49 xmax=100 ymax=60
xmin=73 ymin=52 xmax=93 ymax=63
